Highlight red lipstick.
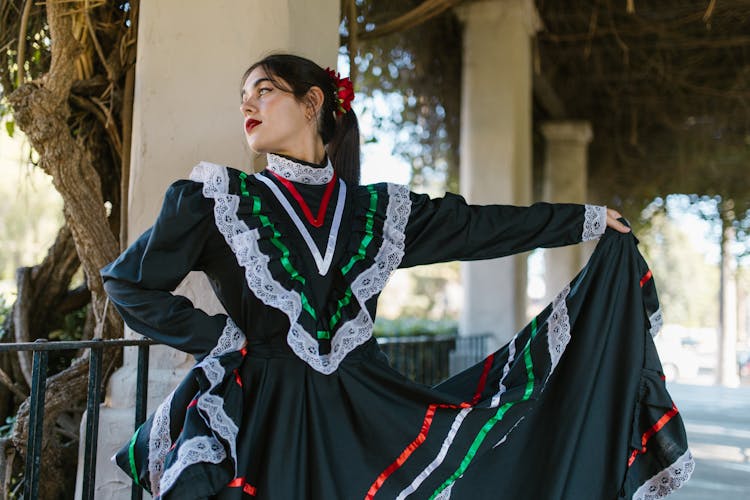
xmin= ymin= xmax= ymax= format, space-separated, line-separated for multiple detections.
xmin=245 ymin=118 xmax=261 ymax=133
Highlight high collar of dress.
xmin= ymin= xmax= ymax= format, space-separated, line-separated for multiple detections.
xmin=266 ymin=153 xmax=334 ymax=185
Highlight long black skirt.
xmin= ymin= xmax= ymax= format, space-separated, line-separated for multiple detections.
xmin=115 ymin=228 xmax=693 ymax=499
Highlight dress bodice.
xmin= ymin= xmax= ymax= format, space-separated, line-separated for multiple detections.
xmin=101 ymin=154 xmax=607 ymax=374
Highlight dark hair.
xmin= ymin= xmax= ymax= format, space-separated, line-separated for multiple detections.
xmin=241 ymin=54 xmax=360 ymax=185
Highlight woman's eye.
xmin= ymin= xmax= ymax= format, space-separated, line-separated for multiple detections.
xmin=258 ymin=87 xmax=271 ymax=96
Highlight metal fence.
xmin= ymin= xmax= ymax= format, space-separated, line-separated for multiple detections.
xmin=377 ymin=334 xmax=490 ymax=385
xmin=0 ymin=338 xmax=155 ymax=500
xmin=0 ymin=333 xmax=489 ymax=498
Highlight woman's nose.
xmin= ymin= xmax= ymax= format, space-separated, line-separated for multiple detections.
xmin=240 ymin=99 xmax=255 ymax=115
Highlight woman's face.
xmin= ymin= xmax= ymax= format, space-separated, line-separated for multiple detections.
xmin=240 ymin=66 xmax=310 ymax=155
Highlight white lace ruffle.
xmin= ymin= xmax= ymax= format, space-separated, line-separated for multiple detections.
xmin=156 ymin=316 xmax=245 ymax=496
xmin=158 ymin=436 xmax=227 ymax=495
xmin=147 ymin=389 xmax=175 ymax=496
xmin=582 ymin=204 xmax=607 ymax=242
xmin=266 ymin=153 xmax=334 ymax=184
xmin=648 ymin=308 xmax=663 ymax=337
xmin=196 ymin=359 xmax=238 ymax=466
xmin=632 ymin=449 xmax=695 ymax=500
xmin=349 ymin=183 xmax=410 ymax=302
xmin=190 ymin=163 xmax=413 ymax=375
xmin=209 ymin=316 xmax=246 ymax=357
xmin=546 ymin=285 xmax=572 ymax=375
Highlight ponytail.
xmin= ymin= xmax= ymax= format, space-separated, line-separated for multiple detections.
xmin=327 ymin=110 xmax=360 ymax=185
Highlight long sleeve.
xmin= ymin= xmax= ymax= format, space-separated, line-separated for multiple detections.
xmin=400 ymin=190 xmax=606 ymax=268
xmin=100 ymin=179 xmax=227 ymax=359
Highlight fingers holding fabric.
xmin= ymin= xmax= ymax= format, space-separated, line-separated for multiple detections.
xmin=606 ymin=208 xmax=631 ymax=233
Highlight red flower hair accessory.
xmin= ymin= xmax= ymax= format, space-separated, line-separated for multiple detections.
xmin=325 ymin=67 xmax=355 ymax=117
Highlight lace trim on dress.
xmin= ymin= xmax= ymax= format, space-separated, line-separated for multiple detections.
xmin=583 ymin=204 xmax=607 ymax=242
xmin=209 ymin=317 xmax=246 ymax=357
xmin=156 ymin=317 xmax=245 ymax=496
xmin=147 ymin=389 xmax=175 ymax=496
xmin=349 ymin=183 xmax=411 ymax=303
xmin=648 ymin=308 xmax=663 ymax=337
xmin=632 ymin=449 xmax=695 ymax=500
xmin=266 ymin=153 xmax=334 ymax=185
xmin=196 ymin=359 xmax=238 ymax=465
xmin=190 ymin=163 xmax=412 ymax=374
xmin=546 ymin=285 xmax=572 ymax=376
xmin=158 ymin=436 xmax=227 ymax=495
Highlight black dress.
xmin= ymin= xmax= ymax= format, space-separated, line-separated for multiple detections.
xmin=101 ymin=153 xmax=693 ymax=499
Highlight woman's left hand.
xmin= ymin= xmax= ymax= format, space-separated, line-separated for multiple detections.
xmin=606 ymin=208 xmax=631 ymax=233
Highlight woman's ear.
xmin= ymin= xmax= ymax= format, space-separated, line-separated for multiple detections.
xmin=305 ymin=86 xmax=325 ymax=121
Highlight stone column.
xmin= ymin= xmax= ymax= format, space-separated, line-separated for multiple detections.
xmin=540 ymin=121 xmax=593 ymax=302
xmin=456 ymin=0 xmax=541 ymax=352
xmin=718 ymin=224 xmax=741 ymax=387
xmin=76 ymin=2 xmax=340 ymax=498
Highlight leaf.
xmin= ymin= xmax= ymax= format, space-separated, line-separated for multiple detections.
xmin=5 ymin=120 xmax=14 ymax=138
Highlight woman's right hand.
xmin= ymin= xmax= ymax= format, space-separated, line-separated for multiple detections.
xmin=606 ymin=208 xmax=631 ymax=233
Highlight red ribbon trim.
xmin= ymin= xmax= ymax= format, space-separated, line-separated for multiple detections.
xmin=365 ymin=354 xmax=495 ymax=499
xmin=268 ymin=170 xmax=337 ymax=228
xmin=227 ymin=477 xmax=257 ymax=496
xmin=628 ymin=402 xmax=679 ymax=467
xmin=639 ymin=269 xmax=653 ymax=288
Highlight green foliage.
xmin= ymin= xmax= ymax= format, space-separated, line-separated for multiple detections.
xmin=373 ymin=317 xmax=457 ymax=337
xmin=0 ymin=295 xmax=9 ymax=340
xmin=0 ymin=129 xmax=64 ymax=282
xmin=49 ymin=304 xmax=87 ymax=342
xmin=639 ymin=204 xmax=720 ymax=328
xmin=0 ymin=0 xmax=52 ymax=101
xmin=345 ymin=1 xmax=462 ymax=191
xmin=0 ymin=415 xmax=15 ymax=438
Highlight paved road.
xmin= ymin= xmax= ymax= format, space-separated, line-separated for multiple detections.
xmin=666 ymin=383 xmax=750 ymax=500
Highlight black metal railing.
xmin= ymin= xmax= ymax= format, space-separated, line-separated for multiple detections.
xmin=377 ymin=334 xmax=490 ymax=386
xmin=0 ymin=338 xmax=156 ymax=500
xmin=0 ymin=332 xmax=489 ymax=498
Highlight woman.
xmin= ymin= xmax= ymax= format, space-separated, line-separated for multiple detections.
xmin=102 ymin=54 xmax=692 ymax=499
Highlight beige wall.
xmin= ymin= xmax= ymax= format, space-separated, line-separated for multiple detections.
xmin=128 ymin=1 xmax=340 ymax=238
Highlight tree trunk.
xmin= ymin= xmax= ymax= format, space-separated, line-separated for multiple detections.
xmin=4 ymin=1 xmax=130 ymax=496
xmin=7 ymin=1 xmax=122 ymax=341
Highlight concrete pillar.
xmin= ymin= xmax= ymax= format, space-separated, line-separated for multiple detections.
xmin=718 ymin=224 xmax=740 ymax=388
xmin=76 ymin=2 xmax=340 ymax=498
xmin=540 ymin=121 xmax=593 ymax=302
xmin=456 ymin=0 xmax=541 ymax=351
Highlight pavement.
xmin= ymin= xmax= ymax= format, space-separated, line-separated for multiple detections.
xmin=666 ymin=383 xmax=750 ymax=500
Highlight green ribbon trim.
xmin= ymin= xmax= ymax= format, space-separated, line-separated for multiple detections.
xmin=128 ymin=425 xmax=142 ymax=486
xmin=239 ymin=171 xmax=251 ymax=197
xmin=341 ymin=185 xmax=378 ymax=275
xmin=328 ymin=288 xmax=354 ymax=331
xmin=238 ymin=176 xmax=316 ymax=320
xmin=429 ymin=316 xmax=539 ymax=499
xmin=236 ymin=173 xmax=382 ymax=334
